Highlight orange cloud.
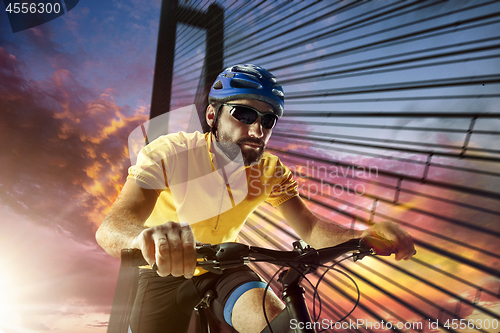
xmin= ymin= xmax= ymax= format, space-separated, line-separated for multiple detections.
xmin=0 ymin=46 xmax=148 ymax=238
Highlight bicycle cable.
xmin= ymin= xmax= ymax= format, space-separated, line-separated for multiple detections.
xmin=251 ymin=253 xmax=362 ymax=333
xmin=314 ymin=253 xmax=357 ymax=319
xmin=313 ymin=254 xmax=361 ymax=332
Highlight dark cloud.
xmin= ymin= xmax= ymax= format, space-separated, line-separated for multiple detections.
xmin=24 ymin=25 xmax=60 ymax=58
xmin=0 ymin=43 xmax=150 ymax=324
xmin=0 ymin=7 xmax=153 ymax=327
xmin=0 ymin=45 xmax=147 ymax=241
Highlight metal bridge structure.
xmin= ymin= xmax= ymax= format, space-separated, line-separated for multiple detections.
xmin=111 ymin=1 xmax=500 ymax=332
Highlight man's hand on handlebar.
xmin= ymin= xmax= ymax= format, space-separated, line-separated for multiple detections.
xmin=361 ymin=221 xmax=415 ymax=261
xmin=131 ymin=221 xmax=197 ymax=278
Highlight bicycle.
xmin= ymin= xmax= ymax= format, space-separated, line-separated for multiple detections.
xmin=121 ymin=236 xmax=396 ymax=333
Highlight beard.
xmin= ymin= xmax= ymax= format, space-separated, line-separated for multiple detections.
xmin=213 ymin=128 xmax=265 ymax=166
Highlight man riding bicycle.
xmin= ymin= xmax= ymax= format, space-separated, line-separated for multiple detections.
xmin=96 ymin=64 xmax=415 ymax=333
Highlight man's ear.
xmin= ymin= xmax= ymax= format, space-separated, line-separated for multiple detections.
xmin=206 ymin=104 xmax=216 ymax=128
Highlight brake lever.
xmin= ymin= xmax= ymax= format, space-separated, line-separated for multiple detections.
xmin=354 ymin=236 xmax=396 ymax=261
xmin=196 ymin=244 xmax=217 ymax=259
xmin=352 ymin=250 xmax=372 ymax=262
xmin=196 ymin=242 xmax=250 ymax=274
xmin=361 ymin=236 xmax=396 ymax=256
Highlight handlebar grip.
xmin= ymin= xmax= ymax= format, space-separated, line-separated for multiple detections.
xmin=121 ymin=245 xmax=210 ymax=268
xmin=121 ymin=248 xmax=149 ymax=268
xmin=120 ymin=245 xmax=220 ymax=270
xmin=361 ymin=236 xmax=396 ymax=256
xmin=120 ymin=243 xmax=249 ymax=274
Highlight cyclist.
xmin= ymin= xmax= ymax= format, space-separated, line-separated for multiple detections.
xmin=96 ymin=64 xmax=415 ymax=333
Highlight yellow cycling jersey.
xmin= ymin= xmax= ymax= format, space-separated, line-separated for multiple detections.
xmin=128 ymin=131 xmax=298 ymax=274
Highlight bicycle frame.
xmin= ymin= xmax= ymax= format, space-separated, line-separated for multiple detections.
xmin=260 ymin=279 xmax=314 ymax=333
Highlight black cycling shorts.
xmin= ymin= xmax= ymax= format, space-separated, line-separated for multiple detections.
xmin=129 ymin=266 xmax=263 ymax=333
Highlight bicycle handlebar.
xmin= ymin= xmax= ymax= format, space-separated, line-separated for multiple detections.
xmin=121 ymin=236 xmax=395 ymax=274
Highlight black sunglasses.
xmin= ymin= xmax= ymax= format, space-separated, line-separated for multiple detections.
xmin=224 ymin=104 xmax=278 ymax=130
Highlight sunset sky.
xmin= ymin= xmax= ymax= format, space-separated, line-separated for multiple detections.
xmin=0 ymin=1 xmax=157 ymax=331
xmin=1 ymin=1 xmax=499 ymax=333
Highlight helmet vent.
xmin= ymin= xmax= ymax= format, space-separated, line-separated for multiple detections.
xmin=272 ymin=88 xmax=284 ymax=98
xmin=213 ymin=80 xmax=223 ymax=89
xmin=233 ymin=66 xmax=263 ymax=79
xmin=209 ymin=64 xmax=284 ymax=117
xmin=230 ymin=78 xmax=262 ymax=90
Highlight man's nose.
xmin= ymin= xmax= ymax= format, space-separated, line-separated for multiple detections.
xmin=248 ymin=118 xmax=264 ymax=138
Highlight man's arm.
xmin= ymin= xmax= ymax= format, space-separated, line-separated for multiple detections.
xmin=95 ymin=178 xmax=158 ymax=258
xmin=277 ymin=196 xmax=415 ymax=261
xmin=95 ymin=178 xmax=197 ymax=278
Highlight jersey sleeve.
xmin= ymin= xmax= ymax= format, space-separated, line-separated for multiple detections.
xmin=265 ymin=159 xmax=299 ymax=207
xmin=128 ymin=136 xmax=172 ymax=194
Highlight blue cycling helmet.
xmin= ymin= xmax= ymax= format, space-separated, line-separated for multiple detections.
xmin=208 ymin=64 xmax=284 ymax=117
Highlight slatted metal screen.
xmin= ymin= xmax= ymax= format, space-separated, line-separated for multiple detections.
xmin=165 ymin=1 xmax=500 ymax=332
